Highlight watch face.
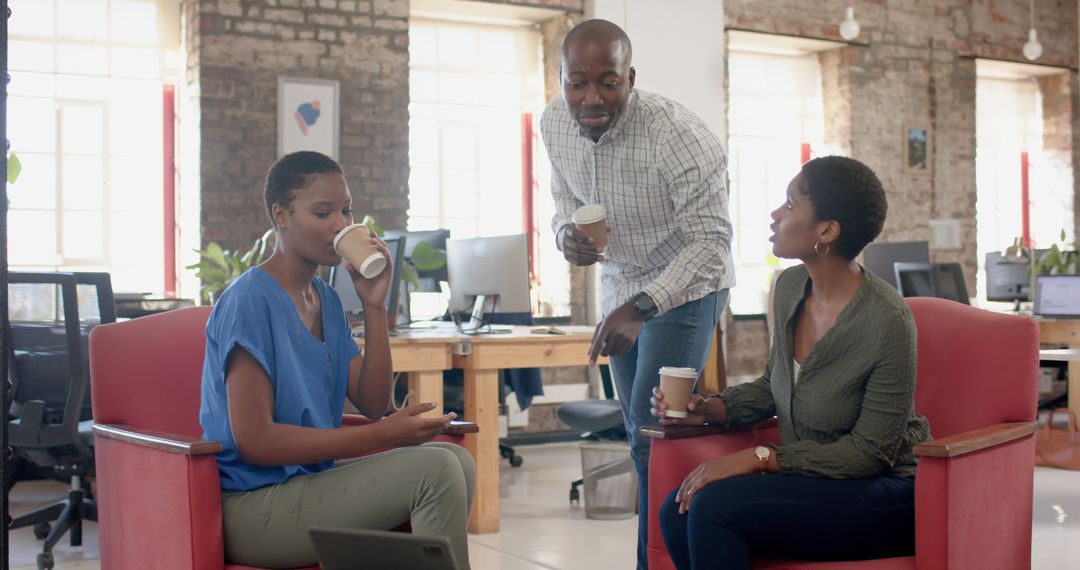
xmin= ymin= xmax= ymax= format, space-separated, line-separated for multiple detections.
xmin=755 ymin=446 xmax=770 ymax=460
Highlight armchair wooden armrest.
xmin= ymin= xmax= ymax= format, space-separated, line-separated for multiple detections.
xmin=92 ymin=423 xmax=223 ymax=456
xmin=640 ymin=417 xmax=778 ymax=440
xmin=913 ymin=421 xmax=1037 ymax=458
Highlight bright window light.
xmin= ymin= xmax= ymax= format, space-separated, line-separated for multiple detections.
xmin=727 ymin=48 xmax=825 ymax=314
xmin=7 ymin=0 xmax=176 ymax=295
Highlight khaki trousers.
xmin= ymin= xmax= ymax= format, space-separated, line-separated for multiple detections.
xmin=221 ymin=442 xmax=475 ymax=569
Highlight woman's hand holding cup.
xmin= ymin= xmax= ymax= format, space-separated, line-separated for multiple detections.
xmin=650 ymin=387 xmax=718 ymax=426
xmin=650 ymin=387 xmax=708 ymax=425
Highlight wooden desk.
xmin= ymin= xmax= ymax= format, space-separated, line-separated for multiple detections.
xmin=373 ymin=325 xmax=603 ymax=534
xmin=450 ymin=325 xmax=601 ymax=533
xmin=1038 ymin=319 xmax=1080 ymax=415
xmin=383 ymin=332 xmax=458 ymax=418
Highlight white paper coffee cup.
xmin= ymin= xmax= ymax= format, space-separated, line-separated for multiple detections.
xmin=333 ymin=224 xmax=387 ymax=279
xmin=572 ymin=204 xmax=608 ymax=249
xmin=658 ymin=366 xmax=698 ymax=418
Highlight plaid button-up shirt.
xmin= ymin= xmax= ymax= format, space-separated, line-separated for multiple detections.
xmin=540 ymin=90 xmax=735 ymax=316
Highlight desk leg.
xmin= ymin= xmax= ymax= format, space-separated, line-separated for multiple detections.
xmin=408 ymin=371 xmax=444 ymax=417
xmin=1069 ymin=362 xmax=1080 ymax=418
xmin=463 ymin=368 xmax=500 ymax=534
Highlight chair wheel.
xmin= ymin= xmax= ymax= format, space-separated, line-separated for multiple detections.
xmin=509 ymin=455 xmax=523 ymax=468
xmin=33 ymin=523 xmax=50 ymax=540
xmin=570 ymin=487 xmax=580 ymax=505
xmin=37 ymin=551 xmax=54 ymax=569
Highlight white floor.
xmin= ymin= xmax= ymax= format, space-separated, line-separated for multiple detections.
xmin=6 ymin=444 xmax=1080 ymax=569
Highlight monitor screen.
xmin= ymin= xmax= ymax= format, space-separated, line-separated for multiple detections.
xmin=329 ymin=236 xmax=407 ymax=325
xmin=896 ymin=266 xmax=935 ymax=297
xmin=1034 ymin=275 xmax=1080 ymax=318
xmin=446 ymin=234 xmax=531 ymax=314
xmin=984 ymin=249 xmax=1046 ymax=303
xmin=863 ymin=241 xmax=930 ymax=290
xmin=384 ymin=229 xmax=450 ymax=292
xmin=894 ymin=262 xmax=969 ymax=304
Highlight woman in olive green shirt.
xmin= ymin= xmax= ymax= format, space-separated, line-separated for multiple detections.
xmin=652 ymin=156 xmax=931 ymax=569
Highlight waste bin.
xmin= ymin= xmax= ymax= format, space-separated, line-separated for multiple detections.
xmin=579 ymin=442 xmax=638 ymax=520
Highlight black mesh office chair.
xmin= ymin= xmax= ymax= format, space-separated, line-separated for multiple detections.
xmin=556 ymin=364 xmax=628 ymax=505
xmin=7 ymin=272 xmax=115 ymax=570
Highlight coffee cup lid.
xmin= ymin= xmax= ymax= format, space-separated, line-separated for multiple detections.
xmin=659 ymin=366 xmax=698 ymax=379
xmin=572 ymin=204 xmax=606 ymax=225
xmin=333 ymin=223 xmax=368 ymax=253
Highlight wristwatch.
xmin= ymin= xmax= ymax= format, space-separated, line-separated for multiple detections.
xmin=754 ymin=446 xmax=771 ymax=473
xmin=632 ymin=292 xmax=658 ymax=320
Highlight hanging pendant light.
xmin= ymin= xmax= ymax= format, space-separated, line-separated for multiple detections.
xmin=839 ymin=5 xmax=861 ymax=41
xmin=1023 ymin=0 xmax=1043 ymax=61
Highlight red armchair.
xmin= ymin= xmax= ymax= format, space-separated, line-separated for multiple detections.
xmin=88 ymin=305 xmax=470 ymax=570
xmin=644 ymin=297 xmax=1040 ymax=570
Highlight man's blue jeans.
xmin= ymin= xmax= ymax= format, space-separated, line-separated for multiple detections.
xmin=608 ymin=290 xmax=726 ymax=570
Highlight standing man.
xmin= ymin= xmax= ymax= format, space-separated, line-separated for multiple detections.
xmin=540 ymin=19 xmax=734 ymax=569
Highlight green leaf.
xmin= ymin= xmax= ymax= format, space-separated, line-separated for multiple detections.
xmin=361 ymin=215 xmax=384 ymax=237
xmin=401 ymin=262 xmax=420 ymax=290
xmin=1061 ymin=228 xmax=1068 ymax=243
xmin=411 ymin=242 xmax=447 ymax=271
xmin=205 ymin=242 xmax=229 ymax=271
xmin=7 ymin=153 xmax=22 ymax=185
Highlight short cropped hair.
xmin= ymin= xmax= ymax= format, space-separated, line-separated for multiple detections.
xmin=799 ymin=156 xmax=888 ymax=260
xmin=264 ymin=151 xmax=343 ymax=225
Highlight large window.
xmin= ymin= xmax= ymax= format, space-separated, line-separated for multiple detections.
xmin=407 ymin=15 xmax=570 ymax=315
xmin=727 ymin=43 xmax=826 ymax=314
xmin=975 ymin=61 xmax=1075 ymax=302
xmin=407 ymin=19 xmax=543 ymax=238
xmin=6 ymin=0 xmax=181 ymax=294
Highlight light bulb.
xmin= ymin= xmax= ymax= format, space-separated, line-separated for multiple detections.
xmin=1022 ymin=28 xmax=1043 ymax=61
xmin=839 ymin=6 xmax=861 ymax=41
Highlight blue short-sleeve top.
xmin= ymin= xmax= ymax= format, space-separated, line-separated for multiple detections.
xmin=198 ymin=267 xmax=361 ymax=493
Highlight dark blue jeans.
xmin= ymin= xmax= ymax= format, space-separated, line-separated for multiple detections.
xmin=609 ymin=290 xmax=726 ymax=570
xmin=658 ymin=473 xmax=916 ymax=570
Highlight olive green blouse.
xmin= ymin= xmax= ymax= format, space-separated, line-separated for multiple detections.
xmin=720 ymin=265 xmax=931 ymax=478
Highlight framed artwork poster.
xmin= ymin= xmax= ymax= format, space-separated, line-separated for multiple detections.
xmin=278 ymin=76 xmax=339 ymax=159
xmin=904 ymin=125 xmax=931 ymax=174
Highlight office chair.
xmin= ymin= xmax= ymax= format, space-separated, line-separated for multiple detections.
xmin=556 ymin=364 xmax=628 ymax=505
xmin=7 ymin=272 xmax=115 ymax=570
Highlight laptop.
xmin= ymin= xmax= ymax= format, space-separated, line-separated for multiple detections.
xmin=1033 ymin=275 xmax=1080 ymax=318
xmin=308 ymin=526 xmax=460 ymax=570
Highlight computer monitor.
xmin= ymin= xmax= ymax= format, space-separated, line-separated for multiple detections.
xmin=383 ymin=229 xmax=450 ymax=293
xmin=446 ymin=234 xmax=531 ymax=326
xmin=863 ymin=241 xmax=930 ymax=291
xmin=984 ymin=250 xmax=1048 ymax=307
xmin=1034 ymin=275 xmax=1080 ymax=318
xmin=329 ymin=236 xmax=408 ymax=327
xmin=894 ymin=262 xmax=970 ymax=305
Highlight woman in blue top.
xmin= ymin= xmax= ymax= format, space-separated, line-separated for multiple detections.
xmin=199 ymin=151 xmax=474 ymax=569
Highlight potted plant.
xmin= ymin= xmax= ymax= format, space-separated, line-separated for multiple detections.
xmin=186 ymin=228 xmax=275 ymax=303
xmin=1035 ymin=229 xmax=1080 ymax=276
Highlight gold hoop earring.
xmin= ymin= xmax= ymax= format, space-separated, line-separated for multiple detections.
xmin=814 ymin=241 xmax=830 ymax=256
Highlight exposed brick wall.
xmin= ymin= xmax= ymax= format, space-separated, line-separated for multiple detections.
xmin=1040 ymin=71 xmax=1080 ymax=242
xmin=722 ymin=0 xmax=1078 ymax=370
xmin=725 ymin=0 xmax=1079 ymax=295
xmin=185 ymin=0 xmax=411 ymax=251
xmin=188 ymin=0 xmax=584 ymax=252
